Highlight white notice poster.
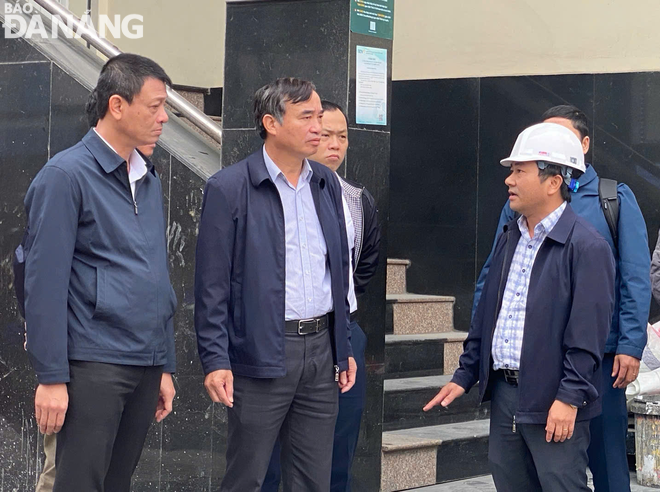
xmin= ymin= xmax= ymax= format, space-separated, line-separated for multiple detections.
xmin=355 ymin=46 xmax=387 ymax=126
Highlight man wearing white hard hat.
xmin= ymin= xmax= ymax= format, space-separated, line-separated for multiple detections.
xmin=475 ymin=106 xmax=651 ymax=492
xmin=424 ymin=123 xmax=616 ymax=491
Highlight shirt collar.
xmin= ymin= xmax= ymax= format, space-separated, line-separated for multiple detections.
xmin=518 ymin=201 xmax=567 ymax=238
xmin=262 ymin=146 xmax=313 ymax=186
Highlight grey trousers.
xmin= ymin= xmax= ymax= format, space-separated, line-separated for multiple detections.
xmin=36 ymin=433 xmax=56 ymax=492
xmin=488 ymin=373 xmax=591 ymax=492
xmin=221 ymin=329 xmax=339 ymax=492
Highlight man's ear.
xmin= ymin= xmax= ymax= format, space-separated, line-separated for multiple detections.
xmin=582 ymin=136 xmax=590 ymax=155
xmin=107 ymin=95 xmax=124 ymax=121
xmin=262 ymin=114 xmax=278 ymax=138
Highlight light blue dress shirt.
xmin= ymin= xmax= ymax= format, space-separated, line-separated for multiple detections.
xmin=491 ymin=201 xmax=567 ymax=370
xmin=263 ymin=146 xmax=333 ymax=320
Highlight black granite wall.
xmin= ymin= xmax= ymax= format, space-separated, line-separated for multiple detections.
xmin=390 ymin=74 xmax=660 ymax=332
xmin=0 ymin=28 xmax=220 ymax=491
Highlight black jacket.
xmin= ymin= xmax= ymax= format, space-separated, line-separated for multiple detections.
xmin=341 ymin=178 xmax=380 ymax=296
xmin=452 ymin=205 xmax=615 ymax=424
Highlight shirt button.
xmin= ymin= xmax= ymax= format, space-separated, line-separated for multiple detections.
xmin=516 ymin=293 xmax=520 ymax=296
xmin=528 ymin=245 xmax=532 ymax=249
xmin=505 ymin=339 xmax=509 ymax=343
xmin=505 ymin=364 xmax=509 ymax=368
xmin=522 ymin=269 xmax=526 ymax=273
xmin=509 ymin=315 xmax=512 ymax=319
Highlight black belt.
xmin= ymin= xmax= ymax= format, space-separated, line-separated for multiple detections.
xmin=285 ymin=313 xmax=331 ymax=335
xmin=497 ymin=368 xmax=520 ymax=386
xmin=350 ymin=311 xmax=358 ymax=323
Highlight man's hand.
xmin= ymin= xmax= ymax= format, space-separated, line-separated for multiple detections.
xmin=35 ymin=383 xmax=68 ymax=435
xmin=339 ymin=357 xmax=357 ymax=393
xmin=612 ymin=354 xmax=640 ymax=389
xmin=204 ymin=369 xmax=234 ymax=407
xmin=545 ymin=400 xmax=577 ymax=443
xmin=423 ymin=382 xmax=465 ymax=411
xmin=155 ymin=373 xmax=176 ymax=423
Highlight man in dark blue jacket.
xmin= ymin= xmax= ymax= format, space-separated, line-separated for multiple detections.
xmin=23 ymin=54 xmax=177 ymax=492
xmin=194 ymin=78 xmax=355 ymax=492
xmin=425 ymin=122 xmax=616 ymax=490
xmin=473 ymin=105 xmax=651 ymax=492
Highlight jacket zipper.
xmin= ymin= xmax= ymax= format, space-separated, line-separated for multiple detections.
xmin=512 ymin=415 xmax=517 ymax=433
xmin=334 ymin=365 xmax=339 ymax=382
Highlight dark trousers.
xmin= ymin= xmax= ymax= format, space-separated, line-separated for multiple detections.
xmin=262 ymin=321 xmax=367 ymax=492
xmin=221 ymin=329 xmax=339 ymax=492
xmin=587 ymin=353 xmax=631 ymax=492
xmin=488 ymin=372 xmax=591 ymax=492
xmin=53 ymin=361 xmax=162 ymax=492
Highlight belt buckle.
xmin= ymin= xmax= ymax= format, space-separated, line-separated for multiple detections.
xmin=503 ymin=370 xmax=518 ymax=386
xmin=297 ymin=318 xmax=320 ymax=335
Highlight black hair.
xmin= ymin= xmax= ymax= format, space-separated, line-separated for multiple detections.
xmin=320 ymin=100 xmax=348 ymax=125
xmin=88 ymin=53 xmax=171 ymax=122
xmin=541 ymin=104 xmax=590 ymax=140
xmin=253 ymin=78 xmax=316 ymax=140
xmin=537 ymin=163 xmax=582 ymax=202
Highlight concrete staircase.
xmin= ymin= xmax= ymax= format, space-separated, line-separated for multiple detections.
xmin=382 ymin=259 xmax=490 ymax=492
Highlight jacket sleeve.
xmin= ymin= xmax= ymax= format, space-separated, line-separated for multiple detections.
xmin=24 ymin=166 xmax=80 ymax=384
xmin=555 ymin=237 xmax=616 ymax=408
xmin=615 ymin=184 xmax=651 ymax=359
xmin=194 ymin=176 xmax=235 ymax=375
xmin=353 ymin=188 xmax=380 ymax=296
xmin=471 ymin=202 xmax=516 ymax=320
xmin=333 ymin=176 xmax=353 ymax=361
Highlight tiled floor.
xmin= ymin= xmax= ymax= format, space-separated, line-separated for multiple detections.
xmin=413 ymin=472 xmax=659 ymax=491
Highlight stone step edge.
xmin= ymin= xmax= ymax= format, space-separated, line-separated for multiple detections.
xmin=387 ymin=293 xmax=456 ymax=303
xmin=382 ymin=419 xmax=490 ymax=453
xmin=384 ymin=374 xmax=452 ymax=393
xmin=404 ymin=474 xmax=494 ymax=491
xmin=387 ymin=258 xmax=411 ymax=266
xmin=386 ymin=332 xmax=467 ymax=343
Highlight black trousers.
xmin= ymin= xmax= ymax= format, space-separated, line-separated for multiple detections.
xmin=221 ymin=329 xmax=339 ymax=492
xmin=488 ymin=372 xmax=591 ymax=492
xmin=53 ymin=361 xmax=163 ymax=492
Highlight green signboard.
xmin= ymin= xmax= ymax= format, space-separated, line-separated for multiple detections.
xmin=350 ymin=0 xmax=394 ymax=40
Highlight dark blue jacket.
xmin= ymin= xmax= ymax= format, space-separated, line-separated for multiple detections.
xmin=473 ymin=164 xmax=650 ymax=358
xmin=194 ymin=150 xmax=352 ymax=378
xmin=453 ymin=205 xmax=616 ymax=423
xmin=23 ymin=130 xmax=177 ymax=384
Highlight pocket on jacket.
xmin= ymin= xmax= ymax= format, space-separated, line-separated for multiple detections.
xmin=230 ymin=281 xmax=244 ymax=337
xmin=93 ymin=266 xmax=106 ymax=317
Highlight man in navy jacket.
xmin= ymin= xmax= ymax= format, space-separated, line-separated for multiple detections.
xmin=194 ymin=78 xmax=355 ymax=492
xmin=425 ymin=123 xmax=616 ymax=491
xmin=23 ymin=54 xmax=176 ymax=491
xmin=473 ymin=105 xmax=651 ymax=492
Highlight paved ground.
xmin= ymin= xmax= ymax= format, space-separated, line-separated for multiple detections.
xmin=414 ymin=472 xmax=660 ymax=491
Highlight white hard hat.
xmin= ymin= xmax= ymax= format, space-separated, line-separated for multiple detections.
xmin=500 ymin=122 xmax=585 ymax=174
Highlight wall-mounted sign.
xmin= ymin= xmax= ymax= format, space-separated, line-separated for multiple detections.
xmin=350 ymin=0 xmax=394 ymax=40
xmin=356 ymin=46 xmax=387 ymax=126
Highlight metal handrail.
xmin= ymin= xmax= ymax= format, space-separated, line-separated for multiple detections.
xmin=32 ymin=0 xmax=223 ymax=145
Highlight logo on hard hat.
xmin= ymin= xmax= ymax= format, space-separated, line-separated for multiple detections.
xmin=570 ymin=157 xmax=577 ymax=164
xmin=538 ymin=151 xmax=549 ymax=156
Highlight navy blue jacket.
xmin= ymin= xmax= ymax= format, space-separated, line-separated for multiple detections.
xmin=453 ymin=205 xmax=616 ymax=424
xmin=473 ymin=164 xmax=650 ymax=358
xmin=194 ymin=150 xmax=352 ymax=378
xmin=24 ymin=130 xmax=177 ymax=384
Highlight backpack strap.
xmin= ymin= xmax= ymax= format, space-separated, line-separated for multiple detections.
xmin=598 ymin=178 xmax=619 ymax=246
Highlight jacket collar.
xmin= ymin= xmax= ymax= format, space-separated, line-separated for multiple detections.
xmin=546 ymin=204 xmax=577 ymax=245
xmin=248 ymin=148 xmax=325 ymax=188
xmin=503 ymin=203 xmax=576 ymax=245
xmin=578 ymin=163 xmax=597 ymax=187
xmin=82 ymin=128 xmax=154 ymax=174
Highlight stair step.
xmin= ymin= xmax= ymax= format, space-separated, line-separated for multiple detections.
xmin=387 ymin=258 xmax=411 ymax=295
xmin=385 ymin=332 xmax=466 ymax=378
xmin=382 ymin=420 xmax=490 ymax=491
xmin=387 ymin=294 xmax=455 ymax=335
xmin=384 ymin=375 xmax=489 ymax=431
xmin=407 ymin=472 xmax=657 ymax=491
